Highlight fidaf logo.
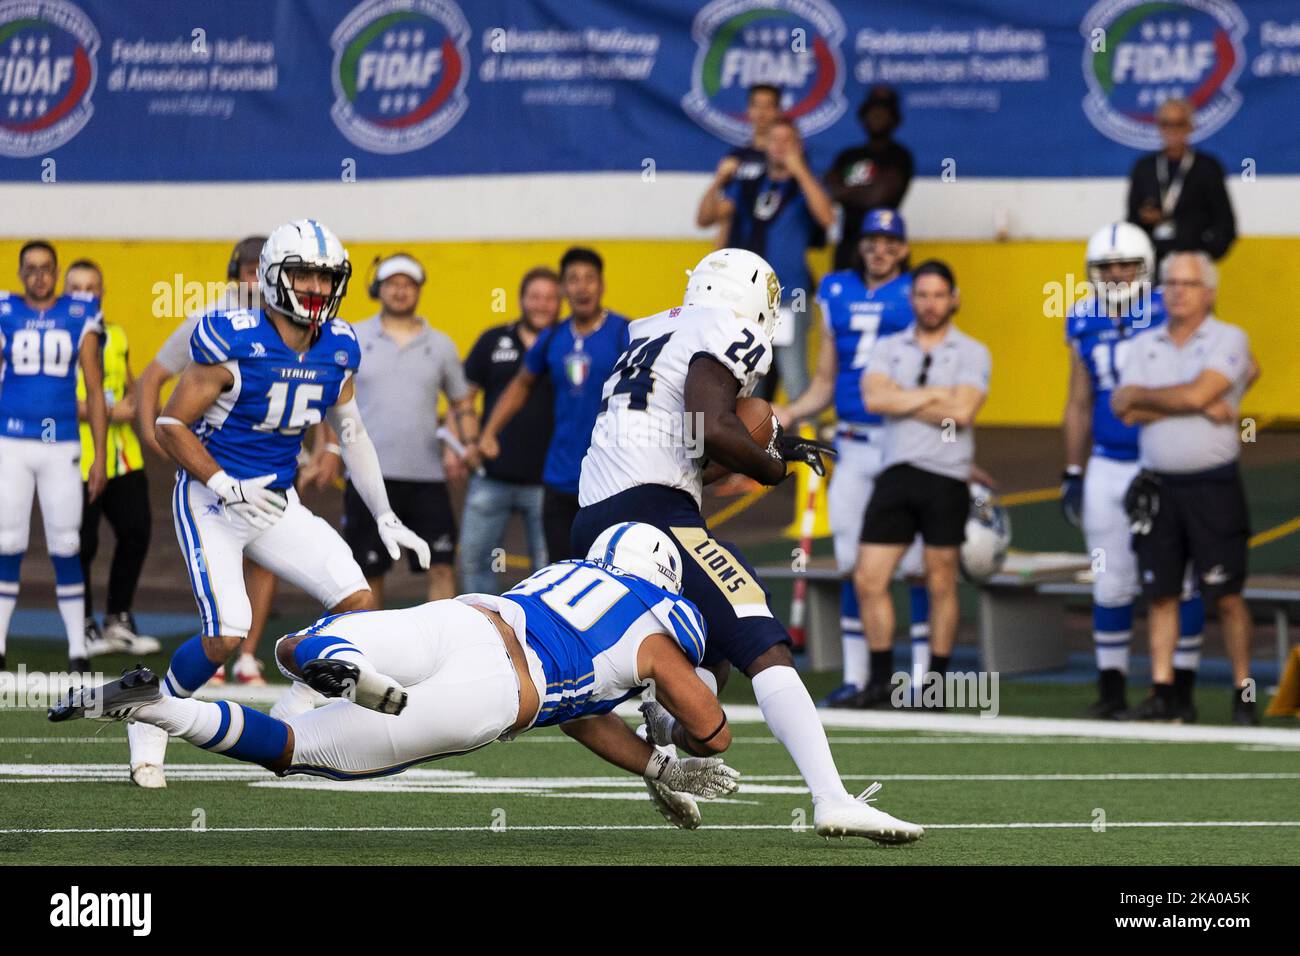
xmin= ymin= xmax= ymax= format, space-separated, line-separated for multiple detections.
xmin=330 ymin=0 xmax=470 ymax=155
xmin=1081 ymin=0 xmax=1247 ymax=149
xmin=682 ymin=0 xmax=847 ymax=146
xmin=0 ymin=0 xmax=99 ymax=157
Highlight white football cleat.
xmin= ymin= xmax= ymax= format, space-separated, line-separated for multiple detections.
xmin=645 ymin=777 xmax=702 ymax=829
xmin=813 ymin=783 xmax=924 ymax=845
xmin=131 ymin=764 xmax=167 ymax=789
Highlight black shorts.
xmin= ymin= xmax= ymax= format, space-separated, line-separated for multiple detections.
xmin=1132 ymin=464 xmax=1250 ymax=601
xmin=571 ymin=485 xmax=790 ymax=673
xmin=860 ymin=463 xmax=969 ymax=547
xmin=343 ymin=479 xmax=457 ymax=575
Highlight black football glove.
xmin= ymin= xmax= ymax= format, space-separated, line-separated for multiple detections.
xmin=1059 ymin=470 xmax=1084 ymax=528
xmin=769 ymin=421 xmax=837 ymax=477
xmin=1124 ymin=470 xmax=1161 ymax=536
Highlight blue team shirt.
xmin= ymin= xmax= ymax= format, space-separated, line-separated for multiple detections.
xmin=0 ymin=291 xmax=102 ymax=442
xmin=524 ymin=312 xmax=630 ymax=494
xmin=1065 ymin=288 xmax=1168 ymax=461
xmin=189 ymin=308 xmax=360 ymax=488
xmin=503 ymin=559 xmax=707 ymax=727
xmin=817 ymin=270 xmax=913 ymax=425
xmin=725 ymin=173 xmax=816 ymax=300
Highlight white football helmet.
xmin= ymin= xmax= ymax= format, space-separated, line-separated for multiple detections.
xmin=683 ymin=248 xmax=782 ymax=340
xmin=587 ymin=522 xmax=683 ymax=595
xmin=960 ymin=483 xmax=1012 ymax=584
xmin=260 ymin=219 xmax=353 ymax=326
xmin=1086 ymin=222 xmax=1154 ymax=313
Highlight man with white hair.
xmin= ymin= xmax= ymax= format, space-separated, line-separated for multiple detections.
xmin=1112 ymin=251 xmax=1259 ymax=724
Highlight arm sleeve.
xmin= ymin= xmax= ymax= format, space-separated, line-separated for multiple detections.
xmin=326 ymin=395 xmax=393 ymax=519
xmin=523 ymin=326 xmax=554 ymax=378
xmin=156 ymin=316 xmax=198 ymax=373
xmin=955 ymin=341 xmax=992 ymax=391
xmin=1205 ymin=326 xmax=1250 ymax=385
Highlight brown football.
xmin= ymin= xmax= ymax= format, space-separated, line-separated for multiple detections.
xmin=735 ymin=396 xmax=776 ymax=448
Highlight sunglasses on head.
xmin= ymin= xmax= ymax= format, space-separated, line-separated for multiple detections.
xmin=917 ymin=353 xmax=932 ymax=387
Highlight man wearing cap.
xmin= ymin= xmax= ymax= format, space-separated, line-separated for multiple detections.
xmin=698 ymin=117 xmax=834 ymax=401
xmin=853 ymin=260 xmax=991 ymax=708
xmin=335 ymin=252 xmax=478 ymax=605
xmin=1111 ymin=251 xmax=1258 ymax=724
xmin=826 ymin=85 xmax=915 ymax=272
xmin=775 ymin=209 xmax=931 ymax=707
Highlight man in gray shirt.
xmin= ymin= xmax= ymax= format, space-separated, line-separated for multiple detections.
xmin=851 ymin=260 xmax=991 ymax=708
xmin=1112 ymin=250 xmax=1258 ymax=724
xmin=334 ymin=253 xmax=477 ymax=605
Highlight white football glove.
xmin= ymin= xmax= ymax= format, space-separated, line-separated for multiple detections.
xmin=376 ymin=511 xmax=431 ymax=570
xmin=206 ymin=470 xmax=287 ymax=530
xmin=639 ymin=699 xmax=677 ymax=747
xmin=644 ymin=750 xmax=740 ymax=799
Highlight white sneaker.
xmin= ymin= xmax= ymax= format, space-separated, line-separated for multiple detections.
xmin=127 ymin=719 xmax=168 ymax=783
xmin=813 ymin=783 xmax=924 ymax=845
xmin=103 ymin=614 xmax=162 ymax=656
xmin=232 ymin=654 xmax=266 ymax=686
xmin=130 ymin=764 xmax=167 ymax=789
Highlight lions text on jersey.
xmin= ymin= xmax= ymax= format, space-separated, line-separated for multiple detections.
xmin=816 ymin=270 xmax=913 ymax=426
xmin=1066 ymin=288 xmax=1167 ymax=461
xmin=0 ymin=291 xmax=103 ymax=441
xmin=503 ymin=559 xmax=707 ymax=726
xmin=189 ymin=308 xmax=360 ymax=488
xmin=580 ymin=304 xmax=773 ymax=508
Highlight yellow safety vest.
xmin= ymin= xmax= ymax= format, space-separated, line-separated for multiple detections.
xmin=77 ymin=322 xmax=144 ymax=480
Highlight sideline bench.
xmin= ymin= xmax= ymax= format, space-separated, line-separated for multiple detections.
xmin=756 ymin=556 xmax=1300 ymax=676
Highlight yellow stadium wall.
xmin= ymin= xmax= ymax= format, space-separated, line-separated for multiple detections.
xmin=3 ymin=237 xmax=1294 ymax=426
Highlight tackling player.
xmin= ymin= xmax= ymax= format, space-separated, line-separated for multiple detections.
xmin=571 ymin=249 xmax=924 ymax=844
xmin=1063 ymin=223 xmax=1210 ymax=720
xmin=0 ymin=241 xmax=108 ymax=673
xmin=127 ymin=219 xmax=430 ymax=787
xmin=52 ymin=523 xmax=740 ymax=810
xmin=775 ymin=209 xmax=931 ymax=706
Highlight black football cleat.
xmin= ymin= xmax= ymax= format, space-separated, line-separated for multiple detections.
xmin=850 ymin=681 xmax=897 ymax=710
xmin=301 ymin=658 xmax=407 ymax=715
xmin=1119 ymin=691 xmax=1179 ymax=723
xmin=68 ymin=656 xmax=90 ymax=675
xmin=48 ymin=666 xmax=161 ymax=722
xmin=1232 ymin=694 xmax=1259 ymax=726
xmin=1081 ymin=668 xmax=1127 ymax=720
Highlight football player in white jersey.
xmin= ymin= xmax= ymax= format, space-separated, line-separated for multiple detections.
xmin=0 ymin=240 xmax=108 ymax=673
xmin=126 ymin=220 xmax=430 ymax=789
xmin=572 ymin=249 xmax=924 ymax=844
xmin=52 ymin=523 xmax=740 ymax=811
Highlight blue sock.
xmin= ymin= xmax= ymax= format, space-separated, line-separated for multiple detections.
xmin=164 ymin=634 xmax=219 ymax=697
xmin=908 ymin=584 xmax=930 ymax=641
xmin=292 ymin=633 xmax=367 ymax=673
xmin=1093 ymin=604 xmax=1133 ymax=673
xmin=198 ymin=701 xmax=289 ymax=764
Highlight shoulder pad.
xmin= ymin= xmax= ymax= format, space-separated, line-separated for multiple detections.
xmin=321 ymin=318 xmax=361 ymax=370
xmin=189 ymin=309 xmax=264 ymax=364
xmin=646 ymin=594 xmax=707 ymax=666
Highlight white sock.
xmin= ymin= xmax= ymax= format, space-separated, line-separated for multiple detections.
xmin=694 ymin=667 xmax=718 ymax=696
xmin=841 ymin=630 xmax=866 ymax=688
xmin=0 ymin=595 xmax=14 ymax=654
xmin=910 ymin=638 xmax=931 ymax=702
xmin=59 ymin=593 xmax=86 ymax=658
xmin=133 ymin=695 xmax=212 ymax=739
xmin=269 ymin=680 xmax=325 ymax=721
xmin=1174 ymin=635 xmax=1203 ymax=671
xmin=1095 ymin=634 xmax=1132 ymax=673
xmin=127 ymin=719 xmax=169 ymax=769
xmin=752 ymin=665 xmax=849 ymax=805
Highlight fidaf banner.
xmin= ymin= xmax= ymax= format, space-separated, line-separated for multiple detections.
xmin=0 ymin=0 xmax=1295 ymax=181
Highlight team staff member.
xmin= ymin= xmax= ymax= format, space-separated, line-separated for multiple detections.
xmin=1112 ymin=251 xmax=1258 ymax=725
xmin=775 ymin=209 xmax=930 ymax=706
xmin=136 ymin=236 xmax=277 ymax=690
xmin=479 ymin=247 xmax=629 ymax=561
xmin=458 ymin=267 xmax=559 ymax=594
xmin=66 ymin=261 xmax=159 ymax=658
xmin=336 ymin=253 xmax=476 ymax=605
xmin=853 ymin=260 xmax=991 ymax=707
xmin=698 ymin=118 xmax=834 ymax=402
xmin=825 ymin=85 xmax=915 ymax=271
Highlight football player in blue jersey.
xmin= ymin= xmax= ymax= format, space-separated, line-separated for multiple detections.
xmin=51 ymin=523 xmax=741 ymax=812
xmin=775 ymin=209 xmax=933 ymax=707
xmin=1063 ymin=223 xmax=1217 ymax=721
xmin=0 ymin=240 xmax=108 ymax=673
xmin=124 ymin=219 xmax=430 ymax=788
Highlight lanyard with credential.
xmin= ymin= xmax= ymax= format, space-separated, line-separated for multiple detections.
xmin=1156 ymin=150 xmax=1194 ymax=218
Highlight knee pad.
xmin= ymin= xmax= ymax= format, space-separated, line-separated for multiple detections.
xmin=45 ymin=529 xmax=81 ymax=558
xmin=0 ymin=528 xmax=29 ymax=554
xmin=1093 ymin=565 xmax=1138 ymax=609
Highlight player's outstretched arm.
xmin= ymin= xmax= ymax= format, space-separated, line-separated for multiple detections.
xmin=326 ymin=377 xmax=431 ymax=569
xmin=637 ymin=633 xmax=731 ymax=756
xmin=685 ymin=356 xmax=785 ymax=485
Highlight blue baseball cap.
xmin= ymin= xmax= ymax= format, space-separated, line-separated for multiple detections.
xmin=861 ymin=208 xmax=906 ymax=240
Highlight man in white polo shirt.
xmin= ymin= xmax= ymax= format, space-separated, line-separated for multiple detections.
xmin=1112 ymin=250 xmax=1258 ymax=725
xmin=853 ymin=260 xmax=991 ymax=708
